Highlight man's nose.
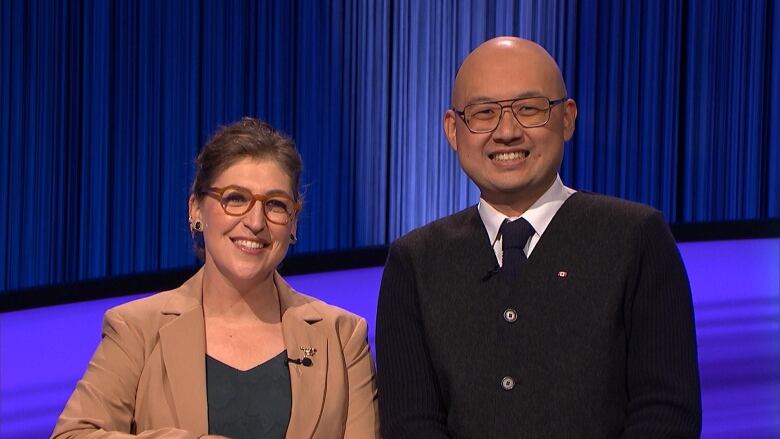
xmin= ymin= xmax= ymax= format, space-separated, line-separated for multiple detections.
xmin=492 ymin=106 xmax=524 ymax=141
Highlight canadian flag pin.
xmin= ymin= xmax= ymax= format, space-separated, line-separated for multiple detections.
xmin=557 ymin=271 xmax=568 ymax=278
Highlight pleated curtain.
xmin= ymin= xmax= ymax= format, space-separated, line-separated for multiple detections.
xmin=2 ymin=0 xmax=778 ymax=290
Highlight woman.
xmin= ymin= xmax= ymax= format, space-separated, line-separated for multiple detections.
xmin=52 ymin=118 xmax=379 ymax=438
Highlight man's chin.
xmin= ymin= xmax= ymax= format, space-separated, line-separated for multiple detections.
xmin=482 ymin=182 xmax=534 ymax=198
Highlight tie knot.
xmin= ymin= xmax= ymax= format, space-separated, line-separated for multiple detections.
xmin=500 ymin=218 xmax=535 ymax=250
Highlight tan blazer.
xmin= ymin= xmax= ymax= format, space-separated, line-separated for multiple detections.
xmin=51 ymin=269 xmax=379 ymax=438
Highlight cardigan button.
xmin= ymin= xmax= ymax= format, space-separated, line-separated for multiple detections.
xmin=503 ymin=308 xmax=518 ymax=323
xmin=501 ymin=376 xmax=516 ymax=390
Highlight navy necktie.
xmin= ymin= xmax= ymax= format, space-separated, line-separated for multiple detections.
xmin=500 ymin=218 xmax=535 ymax=285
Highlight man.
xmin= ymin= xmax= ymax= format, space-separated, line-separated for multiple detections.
xmin=376 ymin=37 xmax=701 ymax=438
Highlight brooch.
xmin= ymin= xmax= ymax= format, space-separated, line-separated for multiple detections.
xmin=299 ymin=346 xmax=317 ymax=357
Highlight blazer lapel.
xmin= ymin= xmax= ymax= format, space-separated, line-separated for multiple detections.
xmin=276 ymin=273 xmax=327 ymax=439
xmin=159 ymin=270 xmax=208 ymax=434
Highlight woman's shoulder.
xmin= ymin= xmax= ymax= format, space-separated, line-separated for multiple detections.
xmin=107 ymin=271 xmax=202 ymax=319
xmin=277 ymin=272 xmax=365 ymax=319
xmin=102 ymin=286 xmax=196 ymax=340
xmin=106 ymin=289 xmax=181 ymax=318
xmin=290 ymin=289 xmax=365 ymax=324
xmin=278 ymin=280 xmax=368 ymax=344
xmin=297 ymin=293 xmax=370 ymax=353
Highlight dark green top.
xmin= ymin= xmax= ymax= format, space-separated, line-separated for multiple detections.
xmin=206 ymin=351 xmax=292 ymax=439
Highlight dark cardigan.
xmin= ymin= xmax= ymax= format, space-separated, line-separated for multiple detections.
xmin=376 ymin=192 xmax=702 ymax=439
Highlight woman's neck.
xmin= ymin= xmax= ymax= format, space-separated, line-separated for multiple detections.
xmin=201 ymin=265 xmax=281 ymax=324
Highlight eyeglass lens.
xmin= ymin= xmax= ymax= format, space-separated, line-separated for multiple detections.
xmin=219 ymin=187 xmax=295 ymax=223
xmin=464 ymin=97 xmax=551 ymax=131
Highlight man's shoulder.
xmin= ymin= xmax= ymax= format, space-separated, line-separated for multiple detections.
xmin=566 ymin=191 xmax=663 ymax=223
xmin=393 ymin=206 xmax=480 ymax=248
xmin=556 ymin=192 xmax=675 ymax=249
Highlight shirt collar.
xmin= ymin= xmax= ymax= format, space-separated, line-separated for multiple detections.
xmin=478 ymin=174 xmax=575 ymax=245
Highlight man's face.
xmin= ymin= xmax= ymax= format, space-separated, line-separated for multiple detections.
xmin=444 ymin=40 xmax=576 ymax=213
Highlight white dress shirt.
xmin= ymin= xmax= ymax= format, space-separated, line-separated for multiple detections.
xmin=478 ymin=174 xmax=575 ymax=266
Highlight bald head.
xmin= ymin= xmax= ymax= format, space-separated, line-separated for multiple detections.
xmin=451 ymin=37 xmax=567 ymax=108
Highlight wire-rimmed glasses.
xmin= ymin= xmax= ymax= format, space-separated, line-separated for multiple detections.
xmin=453 ymin=96 xmax=568 ymax=133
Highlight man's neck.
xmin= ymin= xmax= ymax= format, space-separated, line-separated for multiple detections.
xmin=481 ymin=181 xmax=555 ymax=217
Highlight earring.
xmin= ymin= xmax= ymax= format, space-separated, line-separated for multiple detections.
xmin=189 ymin=218 xmax=204 ymax=232
xmin=290 ymin=233 xmax=297 ymax=244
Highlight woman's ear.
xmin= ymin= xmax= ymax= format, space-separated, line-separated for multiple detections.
xmin=188 ymin=194 xmax=201 ymax=224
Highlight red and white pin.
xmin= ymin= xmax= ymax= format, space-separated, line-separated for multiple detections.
xmin=557 ymin=271 xmax=568 ymax=278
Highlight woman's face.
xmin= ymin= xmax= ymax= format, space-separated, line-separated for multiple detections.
xmin=189 ymin=158 xmax=297 ymax=286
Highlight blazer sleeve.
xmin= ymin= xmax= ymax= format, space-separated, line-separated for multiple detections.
xmin=51 ymin=308 xmax=200 ymax=439
xmin=376 ymin=243 xmax=451 ymax=439
xmin=341 ymin=317 xmax=381 ymax=439
xmin=622 ymin=211 xmax=702 ymax=438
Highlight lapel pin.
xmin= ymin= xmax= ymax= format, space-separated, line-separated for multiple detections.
xmin=557 ymin=271 xmax=568 ymax=278
xmin=299 ymin=346 xmax=317 ymax=357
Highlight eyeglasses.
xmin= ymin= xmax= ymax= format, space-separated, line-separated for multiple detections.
xmin=453 ymin=96 xmax=568 ymax=134
xmin=205 ymin=185 xmax=300 ymax=225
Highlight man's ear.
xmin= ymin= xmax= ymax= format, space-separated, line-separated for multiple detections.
xmin=443 ymin=110 xmax=459 ymax=152
xmin=562 ymin=99 xmax=578 ymax=141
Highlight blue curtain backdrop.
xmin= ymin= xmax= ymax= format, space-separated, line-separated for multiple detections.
xmin=1 ymin=0 xmax=778 ymax=291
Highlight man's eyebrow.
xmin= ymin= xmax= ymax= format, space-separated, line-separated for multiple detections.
xmin=515 ymin=90 xmax=544 ymax=99
xmin=465 ymin=91 xmax=545 ymax=105
xmin=464 ymin=96 xmax=497 ymax=105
